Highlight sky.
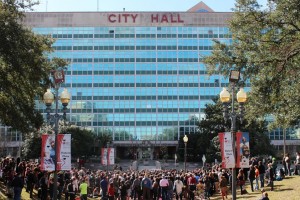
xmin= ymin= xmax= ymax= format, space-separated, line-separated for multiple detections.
xmin=32 ymin=0 xmax=267 ymax=12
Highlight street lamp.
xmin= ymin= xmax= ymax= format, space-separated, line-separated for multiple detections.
xmin=219 ymin=70 xmax=247 ymax=200
xmin=106 ymin=142 xmax=109 ymax=173
xmin=183 ymin=134 xmax=188 ymax=173
xmin=43 ymin=71 xmax=70 ymax=200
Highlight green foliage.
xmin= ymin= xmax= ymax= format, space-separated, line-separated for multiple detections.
xmin=0 ymin=0 xmax=67 ymax=133
xmin=61 ymin=127 xmax=95 ymax=158
xmin=22 ymin=132 xmax=42 ymax=159
xmin=196 ymin=98 xmax=274 ymax=162
xmin=203 ymin=0 xmax=300 ymax=129
xmin=22 ymin=122 xmax=97 ymax=159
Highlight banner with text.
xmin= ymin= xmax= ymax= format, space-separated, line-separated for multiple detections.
xmin=236 ymin=132 xmax=250 ymax=168
xmin=219 ymin=132 xmax=235 ymax=169
xmin=41 ymin=134 xmax=71 ymax=171
xmin=101 ymin=148 xmax=115 ymax=165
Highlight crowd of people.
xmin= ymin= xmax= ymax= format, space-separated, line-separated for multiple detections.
xmin=0 ymin=153 xmax=300 ymax=200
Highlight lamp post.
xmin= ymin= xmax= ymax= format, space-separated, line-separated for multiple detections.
xmin=183 ymin=135 xmax=188 ymax=173
xmin=219 ymin=70 xmax=247 ymax=200
xmin=43 ymin=71 xmax=70 ymax=200
xmin=106 ymin=142 xmax=109 ymax=173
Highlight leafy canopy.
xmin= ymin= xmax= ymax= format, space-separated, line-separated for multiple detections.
xmin=0 ymin=0 xmax=67 ymax=133
xmin=203 ymin=0 xmax=300 ymax=129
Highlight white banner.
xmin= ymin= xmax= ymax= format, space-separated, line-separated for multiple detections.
xmin=219 ymin=132 xmax=235 ymax=168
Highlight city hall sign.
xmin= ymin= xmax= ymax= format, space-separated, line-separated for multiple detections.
xmin=108 ymin=13 xmax=184 ymax=24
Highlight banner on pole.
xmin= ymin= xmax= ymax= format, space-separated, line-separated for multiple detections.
xmin=41 ymin=134 xmax=71 ymax=171
xmin=101 ymin=148 xmax=115 ymax=165
xmin=236 ymin=132 xmax=250 ymax=168
xmin=219 ymin=132 xmax=235 ymax=169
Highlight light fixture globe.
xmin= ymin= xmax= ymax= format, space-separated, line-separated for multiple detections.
xmin=183 ymin=134 xmax=188 ymax=143
xmin=237 ymin=88 xmax=247 ymax=103
xmin=60 ymin=88 xmax=71 ymax=104
xmin=220 ymin=88 xmax=230 ymax=103
xmin=43 ymin=89 xmax=54 ymax=105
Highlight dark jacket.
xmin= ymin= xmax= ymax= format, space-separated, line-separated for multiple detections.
xmin=249 ymin=168 xmax=255 ymax=180
xmin=11 ymin=175 xmax=24 ymax=188
xmin=258 ymin=164 xmax=266 ymax=174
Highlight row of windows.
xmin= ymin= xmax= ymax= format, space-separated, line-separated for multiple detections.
xmin=72 ymin=58 xmax=200 ymax=63
xmin=73 ymin=96 xmax=196 ymax=100
xmin=73 ymin=121 xmax=200 ymax=126
xmin=69 ymin=70 xmax=208 ymax=75
xmin=64 ymin=108 xmax=202 ymax=113
xmin=71 ymin=95 xmax=216 ymax=101
xmin=51 ymin=33 xmax=232 ymax=39
xmin=63 ymin=83 xmax=234 ymax=88
xmin=53 ymin=46 xmax=212 ymax=51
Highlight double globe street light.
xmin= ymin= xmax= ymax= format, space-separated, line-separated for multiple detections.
xmin=43 ymin=70 xmax=71 ymax=200
xmin=219 ymin=70 xmax=247 ymax=200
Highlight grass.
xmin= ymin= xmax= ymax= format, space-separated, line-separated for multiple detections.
xmin=1 ymin=175 xmax=300 ymax=199
xmin=209 ymin=175 xmax=300 ymax=200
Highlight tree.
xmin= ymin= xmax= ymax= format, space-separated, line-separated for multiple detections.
xmin=0 ymin=0 xmax=67 ymax=133
xmin=22 ymin=121 xmax=96 ymax=159
xmin=203 ymin=0 xmax=300 ymax=129
xmin=198 ymin=98 xmax=275 ymax=163
xmin=22 ymin=132 xmax=42 ymax=159
xmin=61 ymin=127 xmax=95 ymax=158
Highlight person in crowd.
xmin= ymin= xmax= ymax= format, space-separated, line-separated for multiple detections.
xmin=295 ymin=152 xmax=300 ymax=175
xmin=152 ymin=177 xmax=160 ymax=200
xmin=219 ymin=176 xmax=228 ymax=200
xmin=131 ymin=175 xmax=141 ymax=200
xmin=237 ymin=169 xmax=246 ymax=195
xmin=174 ymin=175 xmax=184 ymax=200
xmin=285 ymin=153 xmax=291 ymax=176
xmin=258 ymin=160 xmax=266 ymax=188
xmin=271 ymin=157 xmax=277 ymax=176
xmin=100 ymin=176 xmax=108 ymax=200
xmin=267 ymin=163 xmax=274 ymax=191
xmin=25 ymin=168 xmax=35 ymax=199
xmin=248 ymin=165 xmax=255 ymax=192
xmin=141 ymin=173 xmax=152 ymax=200
xmin=79 ymin=178 xmax=88 ymax=200
xmin=260 ymin=192 xmax=270 ymax=200
xmin=119 ymin=181 xmax=127 ymax=200
xmin=187 ymin=173 xmax=197 ymax=200
xmin=203 ymin=174 xmax=211 ymax=199
xmin=107 ymin=182 xmax=115 ymax=200
xmin=11 ymin=172 xmax=24 ymax=200
xmin=39 ymin=172 xmax=49 ymax=200
xmin=159 ymin=174 xmax=169 ymax=200
xmin=254 ymin=165 xmax=260 ymax=190
xmin=68 ymin=178 xmax=77 ymax=200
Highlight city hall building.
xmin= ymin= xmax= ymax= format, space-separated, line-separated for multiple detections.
xmin=1 ymin=2 xmax=299 ymax=158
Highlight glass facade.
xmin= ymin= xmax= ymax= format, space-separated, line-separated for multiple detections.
xmin=32 ymin=25 xmax=237 ymax=143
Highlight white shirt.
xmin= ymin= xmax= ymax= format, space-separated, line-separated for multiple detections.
xmin=174 ymin=180 xmax=183 ymax=194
